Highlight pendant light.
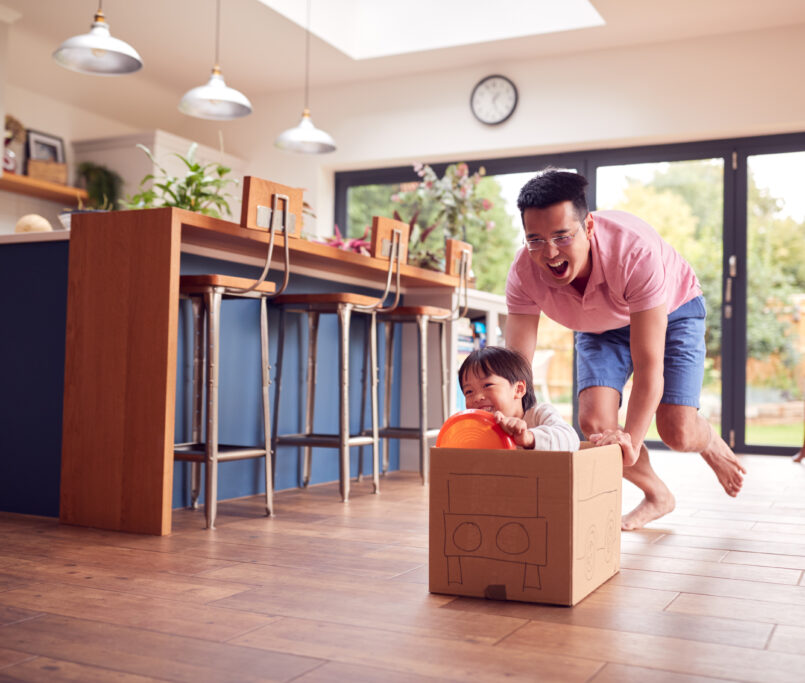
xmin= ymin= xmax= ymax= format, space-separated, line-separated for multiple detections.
xmin=53 ymin=1 xmax=143 ymax=76
xmin=178 ymin=0 xmax=252 ymax=120
xmin=275 ymin=0 xmax=336 ymax=154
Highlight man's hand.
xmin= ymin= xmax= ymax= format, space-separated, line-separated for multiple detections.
xmin=589 ymin=428 xmax=639 ymax=466
xmin=494 ymin=411 xmax=535 ymax=448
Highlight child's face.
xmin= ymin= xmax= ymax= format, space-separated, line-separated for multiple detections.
xmin=461 ymin=369 xmax=526 ymax=419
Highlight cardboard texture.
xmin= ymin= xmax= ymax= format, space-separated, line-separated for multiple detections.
xmin=429 ymin=443 xmax=622 ymax=606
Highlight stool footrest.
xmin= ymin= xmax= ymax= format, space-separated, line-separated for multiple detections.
xmin=372 ymin=427 xmax=440 ymax=440
xmin=276 ymin=433 xmax=376 ymax=448
xmin=174 ymin=444 xmax=268 ymax=462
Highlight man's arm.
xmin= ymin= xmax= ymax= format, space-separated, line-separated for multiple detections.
xmin=589 ymin=304 xmax=666 ymax=465
xmin=624 ymin=304 xmax=667 ymax=461
xmin=504 ymin=313 xmax=540 ymax=362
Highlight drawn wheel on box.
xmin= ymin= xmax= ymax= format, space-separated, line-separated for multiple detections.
xmin=584 ymin=526 xmax=596 ymax=580
xmin=604 ymin=510 xmax=617 ymax=563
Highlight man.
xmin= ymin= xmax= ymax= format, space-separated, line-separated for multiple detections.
xmin=505 ymin=169 xmax=746 ymax=530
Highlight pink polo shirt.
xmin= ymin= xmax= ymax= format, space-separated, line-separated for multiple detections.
xmin=506 ymin=210 xmax=702 ymax=334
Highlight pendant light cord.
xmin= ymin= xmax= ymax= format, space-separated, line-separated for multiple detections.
xmin=215 ymin=0 xmax=221 ymax=68
xmin=304 ymin=0 xmax=311 ymax=110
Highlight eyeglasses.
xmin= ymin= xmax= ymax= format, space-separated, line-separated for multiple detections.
xmin=525 ymin=223 xmax=585 ymax=251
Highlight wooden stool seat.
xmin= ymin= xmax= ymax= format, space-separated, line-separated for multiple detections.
xmin=179 ymin=275 xmax=277 ymax=295
xmin=378 ymin=305 xmax=451 ymax=320
xmin=273 ymin=292 xmax=380 ymax=308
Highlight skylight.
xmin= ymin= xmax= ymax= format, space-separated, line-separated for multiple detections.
xmin=259 ymin=0 xmax=605 ymax=60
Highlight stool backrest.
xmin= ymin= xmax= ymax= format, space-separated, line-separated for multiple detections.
xmin=232 ymin=176 xmax=299 ymax=296
xmin=445 ymin=238 xmax=473 ymax=319
xmin=357 ymin=216 xmax=409 ymax=312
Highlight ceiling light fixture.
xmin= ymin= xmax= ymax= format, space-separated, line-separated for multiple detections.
xmin=275 ymin=0 xmax=335 ymax=154
xmin=179 ymin=0 xmax=252 ymax=120
xmin=52 ymin=0 xmax=143 ymax=76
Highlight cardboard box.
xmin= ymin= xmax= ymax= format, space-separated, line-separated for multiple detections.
xmin=429 ymin=443 xmax=622 ymax=606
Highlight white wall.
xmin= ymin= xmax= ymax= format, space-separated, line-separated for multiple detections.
xmin=226 ymin=22 xmax=805 ymax=236
xmin=2 ymin=22 xmax=805 ymax=235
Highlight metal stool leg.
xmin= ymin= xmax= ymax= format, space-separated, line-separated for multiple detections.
xmin=260 ymin=296 xmax=273 ymax=517
xmin=439 ymin=320 xmax=449 ymax=422
xmin=203 ymin=289 xmax=222 ymax=529
xmin=369 ymin=310 xmax=380 ymax=494
xmin=302 ymin=311 xmax=319 ymax=488
xmin=190 ymin=296 xmax=204 ymax=509
xmin=382 ymin=321 xmax=394 ymax=475
xmin=271 ymin=306 xmax=286 ymax=484
xmin=417 ymin=315 xmax=430 ymax=485
xmin=357 ymin=315 xmax=371 ymax=482
xmin=337 ymin=303 xmax=352 ymax=502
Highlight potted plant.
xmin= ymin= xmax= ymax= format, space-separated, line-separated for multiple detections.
xmin=122 ymin=142 xmax=237 ymax=218
xmin=57 ymin=161 xmax=123 ymax=230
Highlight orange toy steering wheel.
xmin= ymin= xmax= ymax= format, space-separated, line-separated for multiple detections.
xmin=435 ymin=409 xmax=517 ymax=450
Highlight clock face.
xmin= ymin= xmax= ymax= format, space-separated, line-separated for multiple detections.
xmin=470 ymin=75 xmax=518 ymax=125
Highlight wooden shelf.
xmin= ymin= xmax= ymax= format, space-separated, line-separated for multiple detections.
xmin=0 ymin=172 xmax=88 ymax=206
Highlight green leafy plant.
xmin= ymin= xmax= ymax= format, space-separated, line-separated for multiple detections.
xmin=391 ymin=162 xmax=493 ymax=268
xmin=76 ymin=161 xmax=123 ymax=210
xmin=123 ymin=143 xmax=237 ymax=218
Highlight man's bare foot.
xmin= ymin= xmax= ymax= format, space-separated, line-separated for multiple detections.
xmin=622 ymin=488 xmax=676 ymax=531
xmin=794 ymin=449 xmax=804 ymax=463
xmin=701 ymin=430 xmax=746 ymax=497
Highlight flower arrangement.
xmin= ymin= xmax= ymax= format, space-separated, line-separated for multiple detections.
xmin=391 ymin=162 xmax=493 ymax=269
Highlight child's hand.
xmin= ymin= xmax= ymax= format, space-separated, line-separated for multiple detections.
xmin=493 ymin=411 xmax=535 ymax=449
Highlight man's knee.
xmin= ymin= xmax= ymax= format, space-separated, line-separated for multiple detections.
xmin=656 ymin=407 xmax=701 ymax=451
xmin=578 ymin=387 xmax=620 ymax=437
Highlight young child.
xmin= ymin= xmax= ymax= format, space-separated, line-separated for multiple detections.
xmin=458 ymin=345 xmax=580 ymax=451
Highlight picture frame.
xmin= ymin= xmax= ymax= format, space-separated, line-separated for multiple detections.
xmin=26 ymin=129 xmax=65 ymax=164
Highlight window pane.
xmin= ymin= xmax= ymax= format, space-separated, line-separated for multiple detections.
xmin=745 ymin=152 xmax=805 ymax=447
xmin=596 ymin=159 xmax=724 ymax=440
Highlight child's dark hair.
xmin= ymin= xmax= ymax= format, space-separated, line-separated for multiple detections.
xmin=458 ymin=346 xmax=536 ymax=412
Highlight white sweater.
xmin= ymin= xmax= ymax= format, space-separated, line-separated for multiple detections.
xmin=523 ymin=403 xmax=581 ymax=451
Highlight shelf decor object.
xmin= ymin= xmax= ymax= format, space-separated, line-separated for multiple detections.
xmin=178 ymin=0 xmax=252 ymax=120
xmin=274 ymin=0 xmax=335 ymax=154
xmin=52 ymin=0 xmax=143 ymax=76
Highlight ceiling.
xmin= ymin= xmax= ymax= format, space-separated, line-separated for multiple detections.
xmin=5 ymin=0 xmax=805 ymax=131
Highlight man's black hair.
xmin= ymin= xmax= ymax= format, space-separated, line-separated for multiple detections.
xmin=458 ymin=346 xmax=536 ymax=413
xmin=517 ymin=168 xmax=589 ymax=222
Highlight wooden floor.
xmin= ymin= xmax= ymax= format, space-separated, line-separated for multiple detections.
xmin=1 ymin=450 xmax=804 ymax=682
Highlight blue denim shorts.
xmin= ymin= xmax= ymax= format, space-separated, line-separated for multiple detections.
xmin=575 ymin=295 xmax=707 ymax=408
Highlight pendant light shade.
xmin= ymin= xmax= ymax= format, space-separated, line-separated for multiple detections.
xmin=179 ymin=0 xmax=252 ymax=120
xmin=274 ymin=0 xmax=336 ymax=154
xmin=53 ymin=6 xmax=142 ymax=76
xmin=275 ymin=108 xmax=336 ymax=154
xmin=179 ymin=66 xmax=253 ymax=120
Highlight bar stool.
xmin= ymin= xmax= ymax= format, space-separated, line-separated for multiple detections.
xmin=174 ymin=193 xmax=292 ymax=529
xmin=365 ymin=239 xmax=472 ymax=484
xmin=271 ymin=216 xmax=408 ymax=502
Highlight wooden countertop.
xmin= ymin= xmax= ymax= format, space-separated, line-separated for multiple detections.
xmin=65 ymin=207 xmax=459 ymax=289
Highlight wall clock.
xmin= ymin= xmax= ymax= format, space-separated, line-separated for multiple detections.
xmin=470 ymin=74 xmax=518 ymax=125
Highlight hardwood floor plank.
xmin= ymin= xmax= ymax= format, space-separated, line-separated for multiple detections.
xmin=0 ymin=555 xmax=254 ymax=605
xmin=231 ymin=615 xmax=604 ymax=682
xmin=291 ymin=661 xmax=453 ymax=683
xmin=0 ymin=605 xmax=41 ymax=626
xmin=497 ymin=620 xmax=805 ymax=683
xmin=619 ymin=553 xmax=802 ymax=584
xmin=653 ymin=533 xmax=805 ymax=558
xmin=621 ymin=540 xmax=728 ymax=562
xmin=768 ymin=625 xmax=805 ymax=655
xmin=721 ymin=550 xmax=805 ymax=571
xmin=666 ymin=593 xmax=805 ymax=627
xmin=590 ymin=662 xmax=734 ymax=682
xmin=0 ymin=614 xmax=321 ymax=683
xmin=611 ymin=567 xmax=805 ymax=604
xmin=0 ymin=647 xmax=36 ymax=670
xmin=441 ymin=593 xmax=771 ymax=648
xmin=0 ymin=656 xmax=171 ymax=682
xmin=0 ymin=584 xmax=278 ymax=643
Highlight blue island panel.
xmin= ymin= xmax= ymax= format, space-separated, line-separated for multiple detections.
xmin=0 ymin=241 xmax=402 ymax=518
